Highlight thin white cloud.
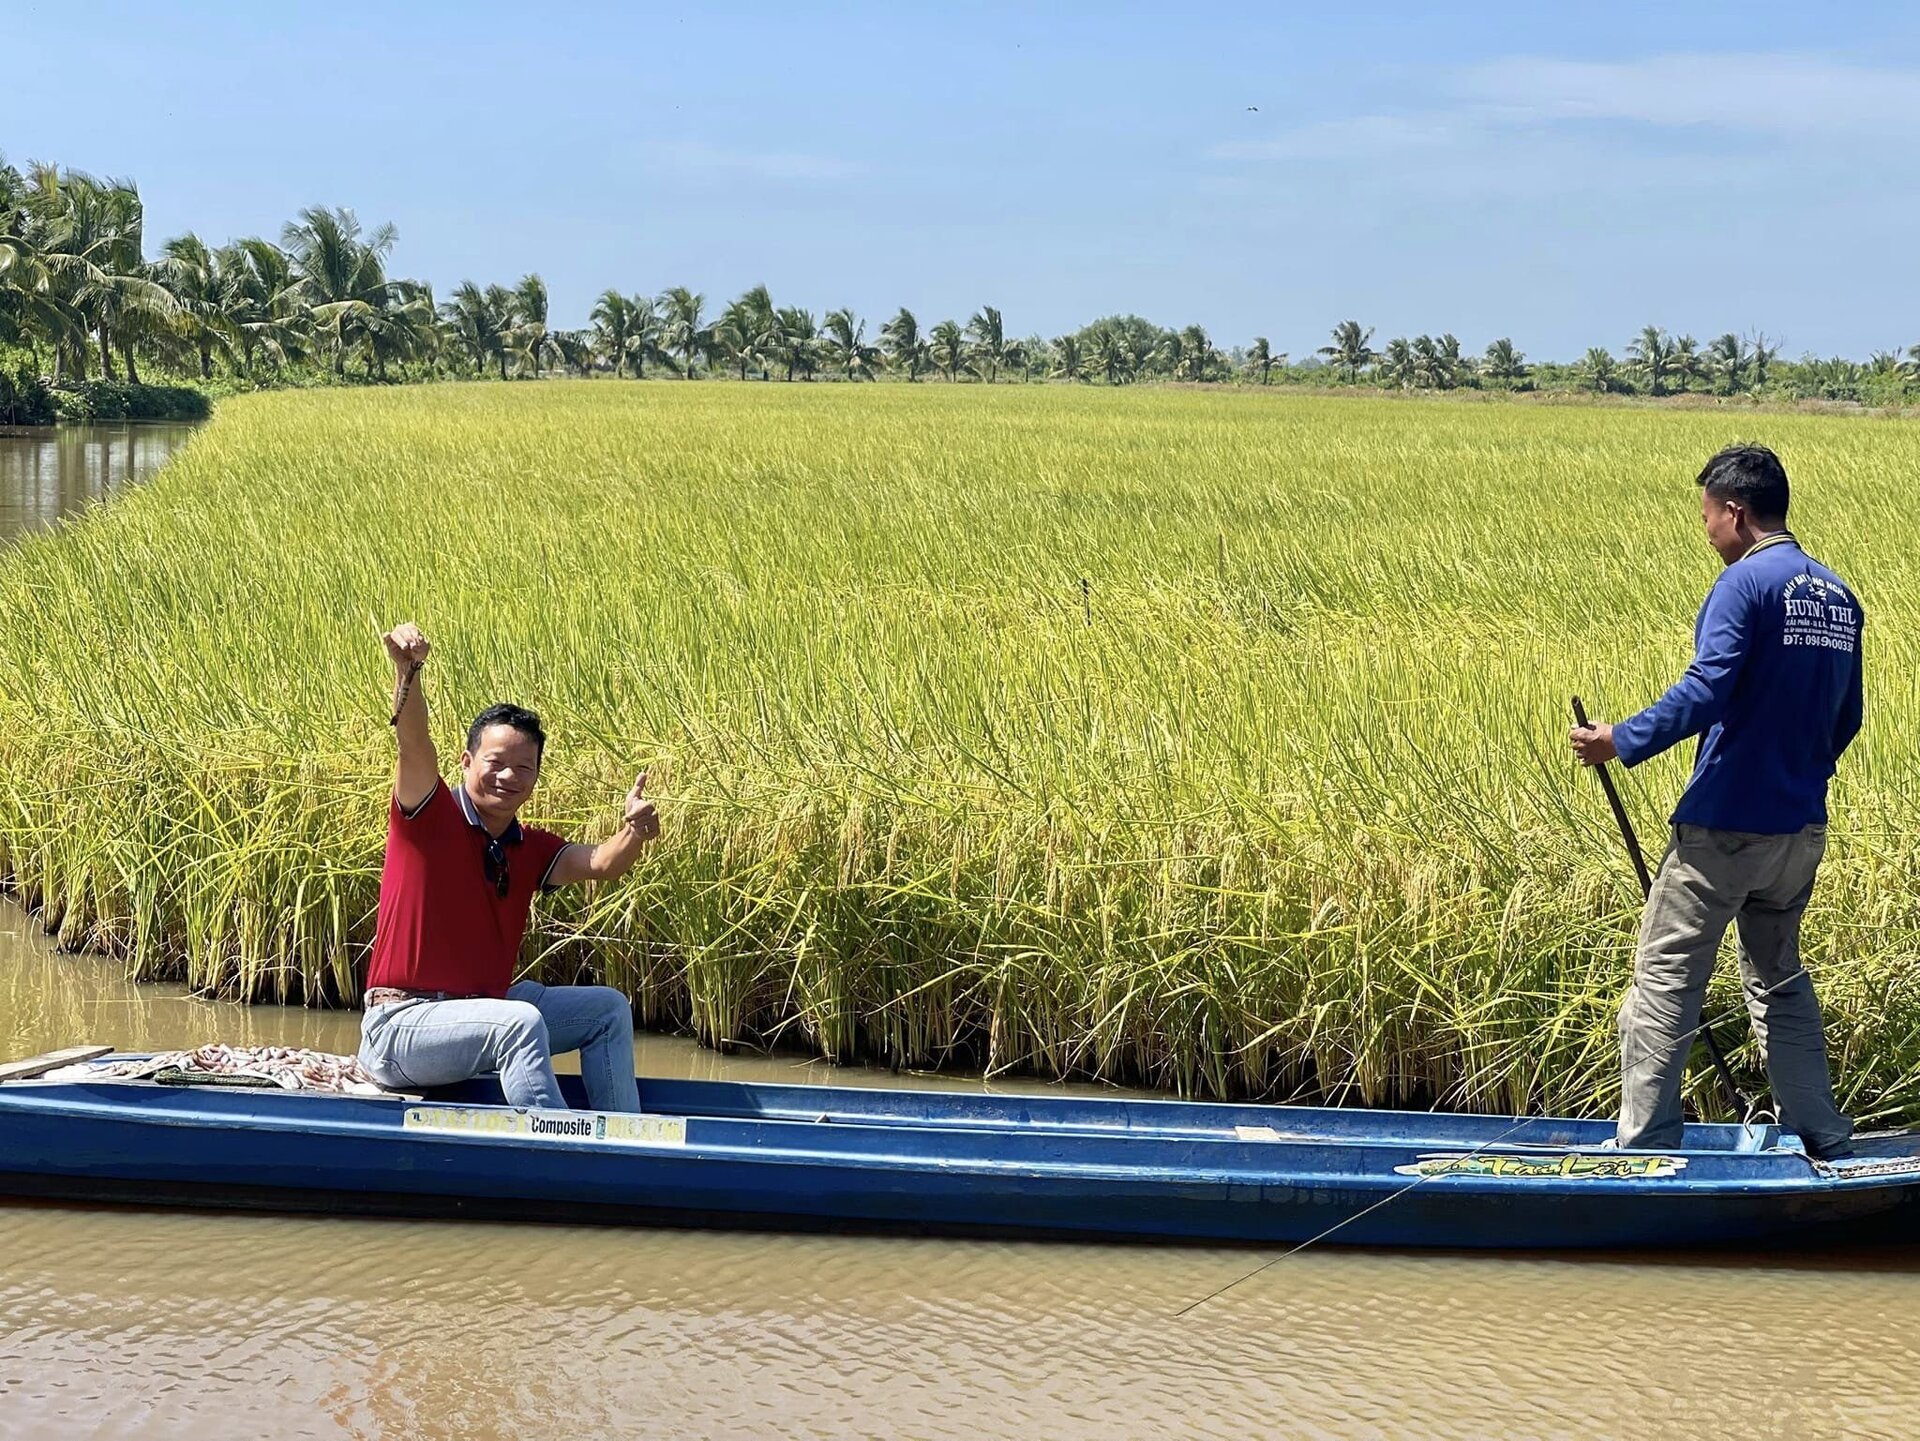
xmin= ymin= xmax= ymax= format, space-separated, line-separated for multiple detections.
xmin=1212 ymin=53 xmax=1920 ymax=173
xmin=641 ymin=140 xmax=860 ymax=182
xmin=1210 ymin=114 xmax=1462 ymax=163
xmin=1456 ymin=53 xmax=1920 ymax=138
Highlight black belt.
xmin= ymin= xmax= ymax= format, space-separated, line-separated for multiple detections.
xmin=365 ymin=986 xmax=486 ymax=1008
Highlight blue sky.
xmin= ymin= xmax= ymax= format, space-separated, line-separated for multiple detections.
xmin=6 ymin=2 xmax=1918 ymax=359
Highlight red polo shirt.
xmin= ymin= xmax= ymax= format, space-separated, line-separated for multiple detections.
xmin=367 ymin=779 xmax=572 ymax=999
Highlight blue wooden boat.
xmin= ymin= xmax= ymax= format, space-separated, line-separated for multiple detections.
xmin=3 ymin=1047 xmax=1918 ymax=1248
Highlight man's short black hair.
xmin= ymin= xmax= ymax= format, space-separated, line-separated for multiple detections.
xmin=1697 ymin=443 xmax=1790 ymax=522
xmin=467 ymin=702 xmax=546 ymax=759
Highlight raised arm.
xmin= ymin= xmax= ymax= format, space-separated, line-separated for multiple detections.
xmin=382 ymin=621 xmax=439 ymax=812
xmin=548 ymin=773 xmax=661 ymax=887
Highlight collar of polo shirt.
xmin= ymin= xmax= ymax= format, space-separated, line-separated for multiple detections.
xmin=1741 ymin=529 xmax=1797 ymax=561
xmin=453 ymin=780 xmax=524 ymax=846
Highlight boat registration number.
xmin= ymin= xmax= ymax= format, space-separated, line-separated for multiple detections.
xmin=404 ymin=1105 xmax=687 ymax=1148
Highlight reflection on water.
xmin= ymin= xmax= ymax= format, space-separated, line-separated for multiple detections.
xmin=4 ymin=905 xmax=1920 ymax=1438
xmin=0 ymin=422 xmax=200 ymax=541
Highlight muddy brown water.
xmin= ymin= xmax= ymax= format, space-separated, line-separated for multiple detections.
xmin=3 ymin=910 xmax=1920 ymax=1440
xmin=5 ymin=425 xmax=1920 ymax=1437
xmin=0 ymin=422 xmax=200 ymax=541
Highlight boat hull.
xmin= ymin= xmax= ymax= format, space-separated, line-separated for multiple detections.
xmin=1 ymin=1070 xmax=1915 ymax=1249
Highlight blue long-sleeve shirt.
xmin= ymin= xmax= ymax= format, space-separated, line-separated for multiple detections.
xmin=1613 ymin=533 xmax=1864 ymax=833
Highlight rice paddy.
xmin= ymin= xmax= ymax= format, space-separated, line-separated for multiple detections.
xmin=4 ymin=381 xmax=1920 ymax=1120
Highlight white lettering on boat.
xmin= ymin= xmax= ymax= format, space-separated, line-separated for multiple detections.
xmin=403 ymin=1105 xmax=687 ymax=1148
xmin=1393 ymin=1152 xmax=1687 ymax=1180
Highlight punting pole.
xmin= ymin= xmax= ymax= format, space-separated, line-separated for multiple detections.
xmin=1572 ymin=695 xmax=1749 ymax=1119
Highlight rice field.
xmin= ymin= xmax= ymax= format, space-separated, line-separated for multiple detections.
xmin=4 ymin=381 xmax=1920 ymax=1120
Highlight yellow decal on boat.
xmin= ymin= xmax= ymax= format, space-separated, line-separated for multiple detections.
xmin=1393 ymin=1152 xmax=1686 ymax=1180
xmin=404 ymin=1105 xmax=686 ymax=1148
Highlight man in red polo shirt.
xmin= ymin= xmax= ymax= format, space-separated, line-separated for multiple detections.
xmin=356 ymin=621 xmax=661 ymax=1111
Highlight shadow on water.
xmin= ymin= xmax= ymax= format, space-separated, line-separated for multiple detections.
xmin=0 ymin=420 xmax=200 ymax=542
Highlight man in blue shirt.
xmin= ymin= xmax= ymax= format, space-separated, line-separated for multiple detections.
xmin=1570 ymin=444 xmax=1858 ymax=1157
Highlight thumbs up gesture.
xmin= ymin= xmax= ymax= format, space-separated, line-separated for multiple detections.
xmin=623 ymin=773 xmax=660 ymax=842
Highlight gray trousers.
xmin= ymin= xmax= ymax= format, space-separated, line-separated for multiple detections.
xmin=1617 ymin=823 xmax=1852 ymax=1154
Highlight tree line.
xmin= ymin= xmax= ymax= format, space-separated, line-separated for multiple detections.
xmin=4 ymin=158 xmax=1917 ymax=407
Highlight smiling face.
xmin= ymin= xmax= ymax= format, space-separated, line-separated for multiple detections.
xmin=460 ymin=724 xmax=542 ymax=824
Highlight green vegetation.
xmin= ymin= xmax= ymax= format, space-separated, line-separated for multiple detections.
xmin=3 ymin=382 xmax=1917 ymax=1121
xmin=4 ymin=154 xmax=1919 ymax=405
xmin=0 ymin=356 xmax=52 ymax=424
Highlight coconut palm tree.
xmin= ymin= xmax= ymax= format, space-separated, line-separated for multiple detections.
xmin=1245 ymin=337 xmax=1278 ymax=384
xmin=1482 ymin=337 xmax=1527 ymax=388
xmin=1318 ymin=320 xmax=1375 ymax=383
xmin=1169 ymin=324 xmax=1219 ymax=381
xmin=0 ymin=158 xmax=61 ymax=368
xmin=1087 ymin=322 xmax=1131 ymax=384
xmin=1414 ymin=335 xmax=1448 ymax=389
xmin=1012 ymin=335 xmax=1049 ymax=381
xmin=1626 ymin=325 xmax=1671 ymax=396
xmin=1803 ymin=355 xmax=1865 ymax=400
xmin=440 ymin=281 xmax=511 ymax=378
xmin=625 ymin=295 xmax=671 ymax=379
xmin=1379 ymin=337 xmax=1415 ymax=389
xmin=659 ymin=287 xmax=709 ymax=379
xmin=1707 ymin=332 xmax=1750 ymax=394
xmin=64 ymin=170 xmax=163 ymax=382
xmin=359 ymin=278 xmax=437 ymax=380
xmin=880 ymin=307 xmax=927 ymax=381
xmin=823 ymin=308 xmax=882 ymax=380
xmin=1667 ymin=334 xmax=1704 ymax=393
xmin=774 ymin=306 xmax=818 ymax=381
xmin=507 ymin=274 xmax=553 ymax=377
xmin=965 ymin=305 xmax=1008 ymax=382
xmin=1156 ymin=328 xmax=1187 ymax=381
xmin=1001 ymin=335 xmax=1031 ymax=379
xmin=589 ymin=290 xmax=636 ymax=378
xmin=216 ymin=237 xmax=303 ymax=376
xmin=590 ymin=291 xmax=669 ymax=379
xmin=1050 ymin=333 xmax=1084 ymax=382
xmin=551 ymin=329 xmax=597 ymax=377
xmin=715 ymin=285 xmax=777 ymax=380
xmin=282 ymin=205 xmax=402 ymax=377
xmin=24 ymin=165 xmax=175 ymax=381
xmin=929 ymin=319 xmax=967 ymax=381
xmin=1582 ymin=347 xmax=1620 ymax=394
xmin=154 ymin=233 xmax=231 ymax=379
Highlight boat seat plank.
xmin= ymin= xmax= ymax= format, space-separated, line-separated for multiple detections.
xmin=0 ymin=1045 xmax=113 ymax=1082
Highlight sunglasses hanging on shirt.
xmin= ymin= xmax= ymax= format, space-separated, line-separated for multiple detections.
xmin=482 ymin=836 xmax=510 ymax=898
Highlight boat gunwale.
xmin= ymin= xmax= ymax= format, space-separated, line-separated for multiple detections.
xmin=0 ymin=1073 xmax=1893 ymax=1198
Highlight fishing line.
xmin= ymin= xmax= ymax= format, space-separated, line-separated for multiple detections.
xmin=1173 ymin=959 xmax=1828 ymax=1319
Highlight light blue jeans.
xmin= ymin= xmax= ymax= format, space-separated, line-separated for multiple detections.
xmin=357 ymin=981 xmax=640 ymax=1112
